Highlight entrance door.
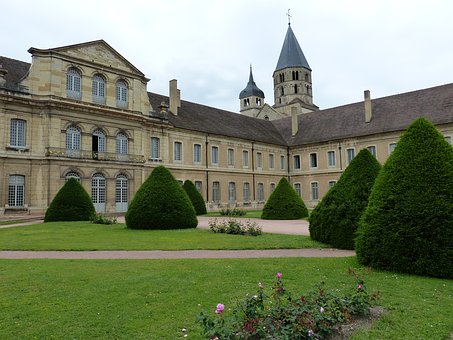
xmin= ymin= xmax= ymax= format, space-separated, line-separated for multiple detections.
xmin=92 ymin=173 xmax=106 ymax=212
xmin=115 ymin=175 xmax=128 ymax=212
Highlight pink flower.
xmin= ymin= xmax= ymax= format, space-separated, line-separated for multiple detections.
xmin=357 ymin=284 xmax=363 ymax=290
xmin=215 ymin=303 xmax=225 ymax=314
xmin=276 ymin=272 xmax=283 ymax=278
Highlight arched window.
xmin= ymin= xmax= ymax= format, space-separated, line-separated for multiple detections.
xmin=280 ymin=86 xmax=284 ymax=96
xmin=67 ymin=67 xmax=82 ymax=99
xmin=66 ymin=126 xmax=81 ymax=157
xmin=92 ymin=128 xmax=106 ymax=152
xmin=116 ymin=79 xmax=128 ymax=108
xmin=65 ymin=171 xmax=81 ymax=182
xmin=92 ymin=74 xmax=106 ymax=104
xmin=116 ymin=132 xmax=128 ymax=161
xmin=91 ymin=173 xmax=106 ymax=212
xmin=115 ymin=174 xmax=128 ymax=212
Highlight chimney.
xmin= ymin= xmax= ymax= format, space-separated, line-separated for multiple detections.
xmin=291 ymin=107 xmax=299 ymax=136
xmin=0 ymin=65 xmax=8 ymax=87
xmin=169 ymin=79 xmax=180 ymax=115
xmin=364 ymin=90 xmax=372 ymax=123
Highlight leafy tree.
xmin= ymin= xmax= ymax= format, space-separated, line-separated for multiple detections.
xmin=125 ymin=166 xmax=197 ymax=229
xmin=44 ymin=178 xmax=95 ymax=222
xmin=183 ymin=180 xmax=207 ymax=215
xmin=356 ymin=118 xmax=453 ymax=279
xmin=309 ymin=149 xmax=381 ymax=249
xmin=261 ymin=177 xmax=308 ymax=219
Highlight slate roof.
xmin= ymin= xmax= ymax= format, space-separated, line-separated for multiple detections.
xmin=239 ymin=67 xmax=265 ymax=99
xmin=148 ymin=92 xmax=286 ymax=145
xmin=275 ymin=24 xmax=311 ymax=72
xmin=0 ymin=56 xmax=30 ymax=90
xmin=272 ymin=83 xmax=453 ymax=146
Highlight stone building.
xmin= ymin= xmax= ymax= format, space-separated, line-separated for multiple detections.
xmin=0 ymin=24 xmax=452 ymax=215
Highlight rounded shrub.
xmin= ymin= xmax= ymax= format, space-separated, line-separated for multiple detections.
xmin=44 ymin=178 xmax=95 ymax=222
xmin=125 ymin=166 xmax=198 ymax=230
xmin=355 ymin=118 xmax=453 ymax=279
xmin=309 ymin=149 xmax=381 ymax=249
xmin=261 ymin=177 xmax=308 ymax=219
xmin=182 ymin=180 xmax=207 ymax=215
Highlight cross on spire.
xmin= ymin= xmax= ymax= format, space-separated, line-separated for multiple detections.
xmin=286 ymin=9 xmax=292 ymax=25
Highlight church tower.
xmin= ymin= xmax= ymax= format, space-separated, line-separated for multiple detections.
xmin=239 ymin=65 xmax=265 ymax=117
xmin=273 ymin=22 xmax=318 ymax=115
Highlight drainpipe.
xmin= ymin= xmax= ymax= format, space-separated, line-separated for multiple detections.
xmin=205 ymin=135 xmax=209 ymax=203
xmin=338 ymin=142 xmax=343 ymax=170
xmin=251 ymin=141 xmax=255 ymax=201
xmin=286 ymin=146 xmax=291 ymax=182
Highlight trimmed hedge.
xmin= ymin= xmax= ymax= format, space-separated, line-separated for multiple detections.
xmin=261 ymin=177 xmax=308 ymax=219
xmin=183 ymin=180 xmax=207 ymax=215
xmin=125 ymin=166 xmax=197 ymax=230
xmin=309 ymin=149 xmax=381 ymax=249
xmin=356 ymin=118 xmax=453 ymax=279
xmin=44 ymin=178 xmax=95 ymax=222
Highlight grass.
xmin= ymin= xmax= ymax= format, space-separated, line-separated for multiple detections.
xmin=0 ymin=220 xmax=23 ymax=226
xmin=0 ymin=221 xmax=324 ymax=250
xmin=0 ymin=257 xmax=451 ymax=339
xmin=204 ymin=209 xmax=263 ymax=218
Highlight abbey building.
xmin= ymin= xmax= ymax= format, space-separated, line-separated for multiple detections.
xmin=1 ymin=24 xmax=452 ymax=215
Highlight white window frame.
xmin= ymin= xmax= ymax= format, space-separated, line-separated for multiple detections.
xmin=311 ymin=182 xmax=319 ymax=200
xmin=174 ymin=141 xmax=183 ymax=162
xmin=66 ymin=67 xmax=82 ymax=99
xmin=257 ymin=182 xmax=264 ymax=202
xmin=92 ymin=128 xmax=106 ymax=153
xmin=389 ymin=142 xmax=397 ymax=154
xmin=280 ymin=155 xmax=285 ymax=170
xmin=228 ymin=182 xmax=236 ymax=203
xmin=66 ymin=126 xmax=81 ymax=151
xmin=8 ymin=175 xmax=25 ymax=207
xmin=10 ymin=119 xmax=26 ymax=148
xmin=256 ymin=152 xmax=263 ymax=169
xmin=151 ymin=137 xmax=160 ymax=160
xmin=242 ymin=150 xmax=249 ymax=168
xmin=293 ymin=155 xmax=301 ymax=170
xmin=193 ymin=143 xmax=202 ymax=164
xmin=116 ymin=79 xmax=128 ymax=108
xmin=211 ymin=146 xmax=219 ymax=165
xmin=65 ymin=171 xmax=81 ymax=182
xmin=116 ymin=133 xmax=128 ymax=155
xmin=227 ymin=148 xmax=235 ymax=166
xmin=367 ymin=145 xmax=377 ymax=157
xmin=243 ymin=182 xmax=250 ymax=202
xmin=269 ymin=153 xmax=275 ymax=169
xmin=212 ymin=181 xmax=220 ymax=203
xmin=294 ymin=183 xmax=301 ymax=197
xmin=327 ymin=150 xmax=336 ymax=167
xmin=309 ymin=152 xmax=318 ymax=169
xmin=92 ymin=74 xmax=106 ymax=104
xmin=346 ymin=148 xmax=355 ymax=164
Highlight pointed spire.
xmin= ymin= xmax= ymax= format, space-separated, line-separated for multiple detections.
xmin=239 ymin=65 xmax=265 ymax=99
xmin=275 ymin=24 xmax=311 ymax=72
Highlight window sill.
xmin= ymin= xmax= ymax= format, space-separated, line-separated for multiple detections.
xmin=149 ymin=158 xmax=162 ymax=162
xmin=6 ymin=145 xmax=29 ymax=152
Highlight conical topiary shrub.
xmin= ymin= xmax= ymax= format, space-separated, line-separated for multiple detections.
xmin=309 ymin=149 xmax=381 ymax=249
xmin=125 ymin=166 xmax=197 ymax=229
xmin=355 ymin=118 xmax=453 ymax=279
xmin=183 ymin=180 xmax=207 ymax=215
xmin=261 ymin=177 xmax=308 ymax=219
xmin=44 ymin=178 xmax=95 ymax=222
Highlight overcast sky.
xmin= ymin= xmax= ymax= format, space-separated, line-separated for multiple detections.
xmin=2 ymin=0 xmax=453 ymax=113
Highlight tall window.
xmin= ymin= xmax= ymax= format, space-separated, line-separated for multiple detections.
xmin=367 ymin=145 xmax=377 ymax=157
xmin=10 ymin=119 xmax=26 ymax=148
xmin=91 ymin=173 xmax=106 ymax=212
xmin=228 ymin=182 xmax=236 ymax=203
xmin=8 ymin=175 xmax=25 ymax=207
xmin=294 ymin=155 xmax=301 ymax=169
xmin=346 ymin=148 xmax=355 ymax=164
xmin=327 ymin=150 xmax=336 ymax=167
xmin=310 ymin=153 xmax=318 ymax=168
xmin=66 ymin=126 xmax=81 ymax=156
xmin=66 ymin=67 xmax=81 ymax=99
xmin=211 ymin=146 xmax=219 ymax=165
xmin=257 ymin=183 xmax=264 ymax=201
xmin=151 ymin=137 xmax=160 ymax=160
xmin=311 ymin=182 xmax=319 ymax=200
xmin=389 ymin=143 xmax=397 ymax=154
xmin=116 ymin=79 xmax=128 ymax=108
xmin=92 ymin=129 xmax=106 ymax=157
xmin=256 ymin=152 xmax=262 ymax=168
xmin=115 ymin=174 xmax=128 ymax=212
xmin=294 ymin=183 xmax=301 ymax=197
xmin=328 ymin=180 xmax=336 ymax=188
xmin=270 ymin=183 xmax=276 ymax=193
xmin=194 ymin=181 xmax=202 ymax=193
xmin=193 ymin=144 xmax=201 ymax=163
xmin=227 ymin=148 xmax=235 ymax=166
xmin=174 ymin=141 xmax=182 ymax=161
xmin=280 ymin=155 xmax=285 ymax=170
xmin=92 ymin=74 xmax=106 ymax=104
xmin=65 ymin=171 xmax=80 ymax=182
xmin=212 ymin=181 xmax=220 ymax=203
xmin=116 ymin=133 xmax=128 ymax=155
xmin=242 ymin=150 xmax=249 ymax=167
xmin=269 ymin=154 xmax=275 ymax=169
xmin=243 ymin=182 xmax=250 ymax=202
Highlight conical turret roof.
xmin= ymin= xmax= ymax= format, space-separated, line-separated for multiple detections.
xmin=275 ymin=24 xmax=311 ymax=72
xmin=239 ymin=66 xmax=265 ymax=99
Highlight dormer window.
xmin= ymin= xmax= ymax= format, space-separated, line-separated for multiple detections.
xmin=92 ymin=74 xmax=106 ymax=104
xmin=66 ymin=67 xmax=82 ymax=99
xmin=116 ymin=79 xmax=128 ymax=108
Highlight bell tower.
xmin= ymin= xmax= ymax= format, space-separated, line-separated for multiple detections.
xmin=273 ymin=14 xmax=318 ymax=115
xmin=239 ymin=65 xmax=265 ymax=117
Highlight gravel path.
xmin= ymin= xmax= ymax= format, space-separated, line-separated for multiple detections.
xmin=0 ymin=216 xmax=356 ymax=259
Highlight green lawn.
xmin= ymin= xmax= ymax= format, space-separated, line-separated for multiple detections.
xmin=0 ymin=221 xmax=324 ymax=250
xmin=203 ymin=209 xmax=263 ymax=218
xmin=0 ymin=257 xmax=451 ymax=339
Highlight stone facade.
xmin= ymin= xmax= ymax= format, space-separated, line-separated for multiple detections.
xmin=1 ymin=35 xmax=452 ymax=215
